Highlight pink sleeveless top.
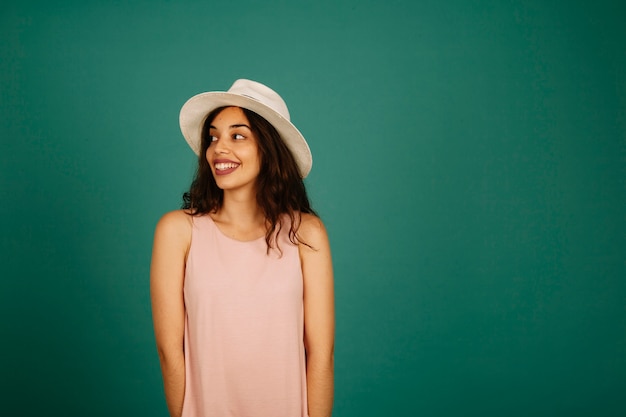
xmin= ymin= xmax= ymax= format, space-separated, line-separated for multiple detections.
xmin=182 ymin=215 xmax=308 ymax=417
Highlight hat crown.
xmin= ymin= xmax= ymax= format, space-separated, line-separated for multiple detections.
xmin=227 ymin=79 xmax=291 ymax=121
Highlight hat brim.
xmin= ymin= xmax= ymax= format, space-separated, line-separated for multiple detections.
xmin=179 ymin=92 xmax=312 ymax=178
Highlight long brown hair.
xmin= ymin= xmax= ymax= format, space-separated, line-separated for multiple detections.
xmin=182 ymin=106 xmax=316 ymax=250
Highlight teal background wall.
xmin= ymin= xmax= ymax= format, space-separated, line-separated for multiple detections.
xmin=1 ymin=1 xmax=625 ymax=416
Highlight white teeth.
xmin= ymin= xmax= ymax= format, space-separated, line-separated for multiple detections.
xmin=215 ymin=162 xmax=239 ymax=171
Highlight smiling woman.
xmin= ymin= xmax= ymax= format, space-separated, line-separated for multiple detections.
xmin=150 ymin=80 xmax=335 ymax=417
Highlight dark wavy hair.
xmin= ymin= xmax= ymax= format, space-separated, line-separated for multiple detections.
xmin=182 ymin=106 xmax=316 ymax=251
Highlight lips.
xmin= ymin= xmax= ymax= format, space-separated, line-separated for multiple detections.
xmin=213 ymin=159 xmax=240 ymax=175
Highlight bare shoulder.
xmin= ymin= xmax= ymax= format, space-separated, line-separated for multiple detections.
xmin=297 ymin=213 xmax=330 ymax=252
xmin=154 ymin=209 xmax=193 ymax=244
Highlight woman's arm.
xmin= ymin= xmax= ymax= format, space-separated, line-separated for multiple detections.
xmin=150 ymin=210 xmax=191 ymax=417
xmin=299 ymin=214 xmax=335 ymax=417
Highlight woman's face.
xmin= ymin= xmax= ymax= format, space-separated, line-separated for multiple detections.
xmin=206 ymin=106 xmax=261 ymax=193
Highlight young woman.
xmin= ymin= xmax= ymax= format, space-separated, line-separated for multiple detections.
xmin=150 ymin=79 xmax=335 ymax=417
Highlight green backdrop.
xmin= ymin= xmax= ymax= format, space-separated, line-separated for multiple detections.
xmin=1 ymin=1 xmax=625 ymax=416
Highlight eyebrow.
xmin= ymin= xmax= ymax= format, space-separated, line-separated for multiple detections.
xmin=209 ymin=123 xmax=252 ymax=130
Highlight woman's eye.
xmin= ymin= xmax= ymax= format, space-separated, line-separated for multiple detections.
xmin=233 ymin=133 xmax=245 ymax=140
xmin=209 ymin=135 xmax=218 ymax=143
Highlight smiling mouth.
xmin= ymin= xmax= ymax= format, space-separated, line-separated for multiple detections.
xmin=215 ymin=162 xmax=240 ymax=171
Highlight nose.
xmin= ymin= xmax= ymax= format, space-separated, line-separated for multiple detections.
xmin=212 ymin=135 xmax=229 ymax=154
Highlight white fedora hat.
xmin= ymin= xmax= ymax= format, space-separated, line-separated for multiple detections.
xmin=179 ymin=79 xmax=312 ymax=178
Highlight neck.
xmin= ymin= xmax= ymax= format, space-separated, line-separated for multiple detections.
xmin=215 ymin=189 xmax=265 ymax=227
